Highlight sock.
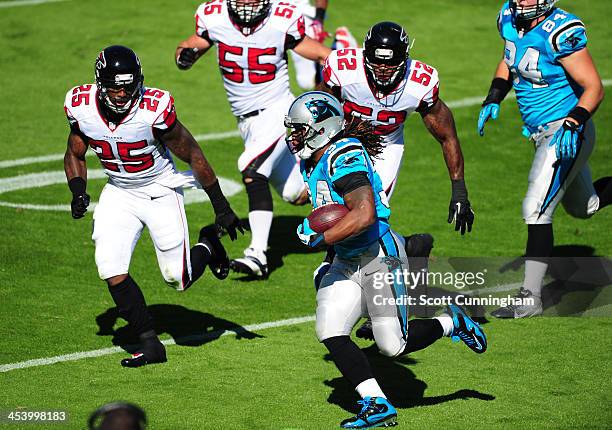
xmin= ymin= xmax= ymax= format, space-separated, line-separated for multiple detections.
xmin=523 ymin=260 xmax=547 ymax=297
xmin=355 ymin=378 xmax=386 ymax=399
xmin=594 ymin=176 xmax=612 ymax=209
xmin=188 ymin=242 xmax=212 ymax=286
xmin=107 ymin=275 xmax=154 ymax=336
xmin=434 ymin=315 xmax=454 ymax=337
xmin=524 ymin=224 xmax=553 ymax=297
xmin=248 ymin=210 xmax=273 ymax=252
xmin=401 ymin=319 xmax=445 ymax=354
xmin=322 ymin=336 xmax=375 ymax=389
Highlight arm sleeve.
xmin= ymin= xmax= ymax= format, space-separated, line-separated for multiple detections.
xmin=328 ymin=145 xmax=369 ymax=184
xmin=549 ymin=20 xmax=587 ymax=61
xmin=322 ymin=53 xmax=341 ymax=87
xmin=333 ymin=172 xmax=370 ymax=196
xmin=285 ymin=15 xmax=306 ymax=50
xmin=152 ymin=95 xmax=178 ymax=134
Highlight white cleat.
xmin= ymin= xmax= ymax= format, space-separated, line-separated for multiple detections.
xmin=229 ymin=247 xmax=269 ymax=279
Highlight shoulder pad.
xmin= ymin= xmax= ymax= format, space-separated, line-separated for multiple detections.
xmin=139 ymin=88 xmax=177 ymax=130
xmin=546 ymin=11 xmax=586 ymax=56
xmin=195 ymin=0 xmax=226 ymax=36
xmin=64 ymin=84 xmax=96 ymax=123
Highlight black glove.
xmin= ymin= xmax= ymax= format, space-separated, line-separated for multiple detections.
xmin=447 ymin=179 xmax=474 ymax=235
xmin=68 ymin=177 xmax=90 ymax=219
xmin=204 ymin=180 xmax=245 ymax=241
xmin=71 ymin=193 xmax=90 ymax=219
xmin=176 ymin=48 xmax=198 ymax=70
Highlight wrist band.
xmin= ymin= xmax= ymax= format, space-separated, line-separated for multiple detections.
xmin=68 ymin=177 xmax=86 ymax=195
xmin=567 ymin=106 xmax=590 ymax=126
xmin=315 ymin=7 xmax=326 ymax=22
xmin=482 ymin=77 xmax=512 ymax=106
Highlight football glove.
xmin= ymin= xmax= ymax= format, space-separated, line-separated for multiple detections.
xmin=448 ymin=179 xmax=474 ymax=235
xmin=550 ymin=119 xmax=582 ymax=160
xmin=310 ymin=19 xmax=329 ymax=43
xmin=176 ymin=48 xmax=198 ymax=70
xmin=71 ymin=193 xmax=90 ymax=219
xmin=204 ymin=180 xmax=245 ymax=241
xmin=477 ymin=103 xmax=499 ymax=137
xmin=297 ymin=218 xmax=325 ymax=248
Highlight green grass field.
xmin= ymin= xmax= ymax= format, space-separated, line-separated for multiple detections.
xmin=0 ymin=0 xmax=611 ymax=428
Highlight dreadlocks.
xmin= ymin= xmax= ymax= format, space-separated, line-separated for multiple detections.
xmin=337 ymin=118 xmax=384 ymax=160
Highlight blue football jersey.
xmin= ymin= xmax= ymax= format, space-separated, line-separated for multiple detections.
xmin=498 ymin=2 xmax=587 ymax=133
xmin=301 ymin=137 xmax=391 ymax=258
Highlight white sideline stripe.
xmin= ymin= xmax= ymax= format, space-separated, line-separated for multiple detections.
xmin=0 ymin=282 xmax=522 ymax=373
xmin=0 ymin=0 xmax=66 ymax=8
xmin=3 ymin=78 xmax=610 ymax=170
xmin=0 ymin=315 xmax=315 ymax=373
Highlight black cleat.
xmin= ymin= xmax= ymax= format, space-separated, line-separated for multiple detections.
xmin=199 ymin=226 xmax=230 ymax=280
xmin=120 ymin=339 xmax=167 ymax=368
xmin=355 ymin=319 xmax=374 ymax=341
xmin=404 ymin=233 xmax=434 ymax=257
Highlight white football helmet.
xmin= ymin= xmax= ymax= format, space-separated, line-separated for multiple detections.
xmin=510 ymin=0 xmax=557 ymax=21
xmin=285 ymin=92 xmax=344 ymax=160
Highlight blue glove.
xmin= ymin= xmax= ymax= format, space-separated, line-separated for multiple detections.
xmin=297 ymin=218 xmax=325 ymax=248
xmin=549 ymin=120 xmax=582 ymax=160
xmin=477 ymin=103 xmax=500 ymax=136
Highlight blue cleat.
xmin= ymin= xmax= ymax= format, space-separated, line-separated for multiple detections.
xmin=340 ymin=397 xmax=397 ymax=428
xmin=447 ymin=304 xmax=487 ymax=353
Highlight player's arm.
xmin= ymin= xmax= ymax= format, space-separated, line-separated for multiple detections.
xmin=159 ymin=120 xmax=244 ymax=240
xmin=63 ymin=131 xmax=90 ymax=219
xmin=175 ymin=33 xmax=212 ymax=70
xmin=559 ymin=48 xmax=604 ymax=123
xmin=477 ymin=56 xmax=513 ymax=136
xmin=292 ymin=36 xmax=331 ymax=65
xmin=324 ymin=178 xmax=376 ymax=245
xmin=421 ymin=100 xmax=474 ymax=235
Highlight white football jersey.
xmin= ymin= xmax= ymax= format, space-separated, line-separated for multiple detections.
xmin=64 ymin=84 xmax=178 ymax=189
xmin=289 ymin=0 xmax=315 ymax=18
xmin=323 ymin=48 xmax=440 ymax=145
xmin=195 ymin=0 xmax=306 ymax=116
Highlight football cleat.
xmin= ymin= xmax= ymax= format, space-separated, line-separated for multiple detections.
xmin=198 ymin=226 xmax=230 ymax=280
xmin=355 ymin=318 xmax=375 ymax=341
xmin=491 ymin=287 xmax=543 ymax=319
xmin=230 ymin=247 xmax=269 ymax=279
xmin=447 ymin=304 xmax=487 ymax=354
xmin=340 ymin=397 xmax=397 ymax=429
xmin=333 ymin=26 xmax=358 ymax=50
xmin=120 ymin=339 xmax=167 ymax=368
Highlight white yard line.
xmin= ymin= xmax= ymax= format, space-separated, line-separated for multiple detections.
xmin=3 ymin=79 xmax=610 ymax=170
xmin=0 ymin=283 xmax=524 ymax=373
xmin=0 ymin=0 xmax=66 ymax=8
xmin=0 ymin=315 xmax=316 ymax=373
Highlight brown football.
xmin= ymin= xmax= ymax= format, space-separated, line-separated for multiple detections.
xmin=307 ymin=203 xmax=349 ymax=233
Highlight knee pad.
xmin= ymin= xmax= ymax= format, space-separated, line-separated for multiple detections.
xmin=522 ymin=196 xmax=551 ymax=224
xmin=376 ymin=336 xmax=404 ymax=358
xmin=242 ymin=171 xmax=272 ymax=211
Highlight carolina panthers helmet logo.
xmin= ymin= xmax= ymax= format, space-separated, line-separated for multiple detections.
xmin=305 ymin=99 xmax=340 ymax=124
xmin=563 ymin=34 xmax=580 ymax=49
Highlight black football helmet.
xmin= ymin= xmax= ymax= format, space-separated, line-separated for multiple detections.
xmin=227 ymin=0 xmax=271 ymax=35
xmin=363 ymin=22 xmax=410 ymax=95
xmin=94 ymin=45 xmax=144 ymax=115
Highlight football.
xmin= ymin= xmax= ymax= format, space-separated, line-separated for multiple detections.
xmin=307 ymin=203 xmax=349 ymax=233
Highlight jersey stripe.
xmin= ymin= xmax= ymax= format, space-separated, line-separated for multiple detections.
xmin=549 ymin=20 xmax=585 ymax=53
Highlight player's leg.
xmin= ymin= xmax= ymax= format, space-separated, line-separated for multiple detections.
xmin=316 ymin=261 xmax=397 ymax=428
xmin=231 ymin=97 xmax=300 ymax=278
xmin=145 ymin=187 xmax=229 ymax=292
xmin=493 ymin=119 xmax=595 ymax=318
xmin=92 ymin=184 xmax=165 ymax=367
xmin=365 ymin=230 xmax=486 ymax=355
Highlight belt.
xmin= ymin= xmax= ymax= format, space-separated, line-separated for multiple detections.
xmin=238 ymin=109 xmax=264 ymax=120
